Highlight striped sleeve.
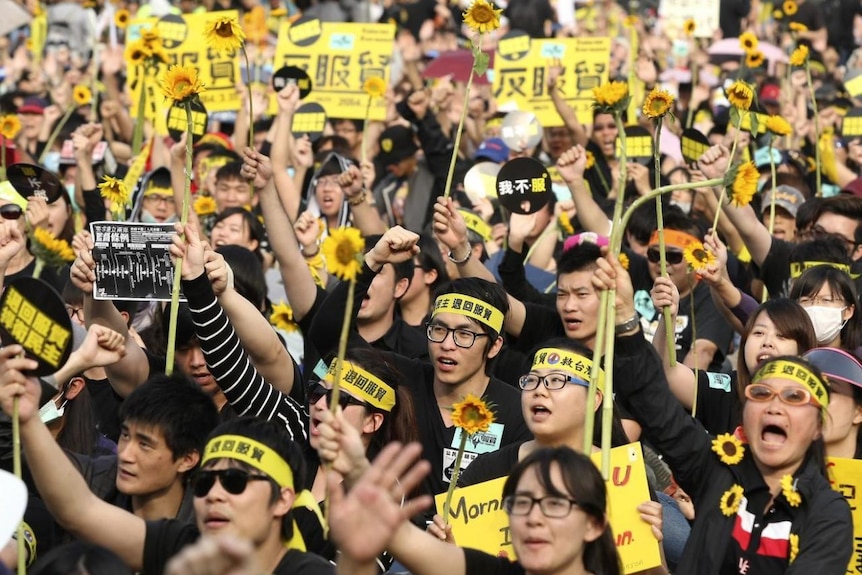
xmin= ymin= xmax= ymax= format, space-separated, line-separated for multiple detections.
xmin=182 ymin=273 xmax=308 ymax=442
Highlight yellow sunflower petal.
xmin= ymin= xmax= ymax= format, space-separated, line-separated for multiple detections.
xmin=642 ymin=88 xmax=675 ymax=119
xmin=789 ymin=533 xmax=799 ymax=563
xmin=193 ymin=195 xmax=217 ymax=216
xmin=789 ymin=44 xmax=809 ymax=67
xmin=783 ymin=0 xmax=798 ymax=16
xmin=683 ymin=18 xmax=696 ymax=36
xmin=73 ymin=85 xmax=92 ymax=107
xmin=745 ymin=50 xmax=765 ymax=69
xmin=788 ymin=22 xmax=808 ymax=33
xmin=739 ymin=31 xmax=759 ymax=54
xmin=780 ymin=474 xmax=802 ymax=507
xmin=719 ymin=484 xmax=744 ymax=516
xmin=321 ymin=227 xmax=365 ymax=281
xmin=727 ymin=80 xmax=754 ymax=111
xmin=204 ymin=16 xmax=246 ymax=54
xmin=711 ymin=432 xmax=745 ymax=465
xmin=451 ymin=393 xmax=495 ymax=435
xmin=363 ymin=76 xmax=387 ymax=99
xmin=114 ymin=8 xmax=130 ymax=29
xmin=160 ymin=65 xmax=206 ymax=103
xmin=593 ymin=81 xmax=629 ymax=112
xmin=765 ymin=115 xmax=792 ymax=136
xmin=0 ymin=115 xmax=21 ymax=140
xmin=730 ymin=162 xmax=758 ymax=207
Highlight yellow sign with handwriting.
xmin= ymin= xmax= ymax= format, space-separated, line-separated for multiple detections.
xmin=271 ymin=18 xmax=394 ymax=119
xmin=827 ymin=457 xmax=862 ymax=574
xmin=492 ymin=37 xmax=610 ymax=127
xmin=434 ymin=442 xmax=661 ymax=574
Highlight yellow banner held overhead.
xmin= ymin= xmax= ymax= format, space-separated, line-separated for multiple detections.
xmin=492 ymin=37 xmax=611 ymax=127
xmin=271 ymin=17 xmax=395 ymax=119
xmin=126 ymin=11 xmax=242 ymax=121
xmin=434 ymin=442 xmax=661 ymax=574
xmin=827 ymin=457 xmax=862 ymax=574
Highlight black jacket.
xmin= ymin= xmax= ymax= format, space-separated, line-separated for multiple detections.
xmin=614 ymin=332 xmax=853 ymax=574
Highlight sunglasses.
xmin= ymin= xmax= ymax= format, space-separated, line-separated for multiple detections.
xmin=0 ymin=204 xmax=23 ymax=220
xmin=191 ymin=468 xmax=270 ymax=498
xmin=646 ymin=247 xmax=683 ymax=265
xmin=744 ymin=384 xmax=818 ymax=407
xmin=307 ymin=381 xmax=367 ymax=409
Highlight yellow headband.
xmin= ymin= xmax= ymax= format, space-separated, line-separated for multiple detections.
xmin=789 ymin=261 xmax=854 ymax=279
xmin=532 ymin=348 xmax=604 ymax=393
xmin=324 ymin=360 xmax=396 ymax=412
xmin=648 ymin=229 xmax=699 ymax=250
xmin=432 ymin=294 xmax=504 ymax=333
xmin=144 ymin=186 xmax=173 ymax=197
xmin=751 ymin=359 xmax=829 ymax=408
xmin=201 ymin=434 xmax=326 ymax=551
xmin=458 ymin=209 xmax=492 ymax=243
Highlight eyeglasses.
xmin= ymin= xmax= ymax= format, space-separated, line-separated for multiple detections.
xmin=811 ymin=225 xmax=857 ymax=251
xmin=144 ymin=195 xmax=173 ymax=204
xmin=191 ymin=468 xmax=270 ymax=497
xmin=315 ymin=176 xmax=341 ymax=189
xmin=307 ymin=381 xmax=367 ymax=409
xmin=744 ymin=383 xmax=818 ymax=406
xmin=518 ymin=372 xmax=587 ymax=391
xmin=65 ymin=306 xmax=84 ymax=322
xmin=0 ymin=204 xmax=23 ymax=220
xmin=425 ymin=322 xmax=488 ymax=348
xmin=503 ymin=494 xmax=580 ymax=518
xmin=646 ymin=247 xmax=684 ymax=265
xmin=797 ymin=295 xmax=844 ymax=307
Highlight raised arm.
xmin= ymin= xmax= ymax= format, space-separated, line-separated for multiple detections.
xmin=557 ymin=145 xmax=611 ymax=236
xmin=547 ymin=62 xmax=587 ymax=147
xmin=0 ymin=346 xmax=147 ymax=570
xmin=432 ymin=196 xmax=496 ymax=282
xmin=649 ymin=275 xmax=698 ymax=410
xmin=271 ymin=84 xmax=303 ymax=222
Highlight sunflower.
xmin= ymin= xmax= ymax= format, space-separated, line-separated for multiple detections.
xmin=0 ymin=114 xmax=21 ymax=140
xmin=204 ymin=16 xmax=246 ymax=54
xmin=726 ymin=80 xmax=753 ymax=111
xmin=711 ymin=432 xmax=745 ymax=465
xmin=719 ymin=484 xmax=744 ymax=516
xmin=585 ymin=150 xmax=596 ymax=169
xmin=618 ymin=252 xmax=630 ymax=270
xmin=160 ymin=65 xmax=205 ymax=103
xmin=193 ymin=195 xmax=217 ymax=216
xmin=773 ymin=9 xmax=783 ymax=19
xmin=321 ymin=226 xmax=365 ymax=282
xmin=790 ymin=44 xmax=809 ymax=66
xmin=363 ymin=76 xmax=386 ymax=99
xmin=788 ymin=22 xmax=808 ymax=33
xmin=730 ymin=162 xmax=758 ymax=206
xmin=114 ymin=8 xmax=130 ymax=28
xmin=683 ymin=18 xmax=695 ymax=36
xmin=558 ymin=211 xmax=574 ymax=235
xmin=739 ymin=31 xmax=759 ymax=54
xmin=780 ymin=474 xmax=802 ymax=507
xmin=98 ymin=176 xmax=130 ymax=213
xmin=451 ymin=394 xmax=495 ymax=435
xmin=270 ymin=301 xmax=300 ymax=333
xmin=73 ymin=85 xmax=92 ymax=107
xmin=31 ymin=227 xmax=75 ymax=265
xmin=125 ymin=40 xmax=151 ymax=66
xmin=463 ymin=0 xmax=502 ymax=35
xmin=745 ymin=50 xmax=765 ymax=69
xmin=592 ymin=81 xmax=629 ymax=111
xmin=765 ymin=115 xmax=792 ymax=136
xmin=642 ymin=88 xmax=675 ymax=119
xmin=789 ymin=533 xmax=799 ymax=564
xmin=783 ymin=0 xmax=798 ymax=15
xmin=684 ymin=242 xmax=716 ymax=273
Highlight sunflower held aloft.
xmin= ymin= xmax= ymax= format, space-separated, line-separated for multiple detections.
xmin=161 ymin=65 xmax=206 ymax=104
xmin=727 ymin=162 xmax=758 ymax=207
xmin=642 ymin=88 xmax=675 ymax=119
xmin=451 ymin=394 xmax=495 ymax=435
xmin=0 ymin=115 xmax=21 ymax=140
xmin=270 ymin=301 xmax=300 ymax=333
xmin=765 ymin=115 xmax=792 ymax=137
xmin=204 ymin=16 xmax=246 ymax=54
xmin=745 ymin=50 xmax=765 ymax=69
xmin=726 ymin=80 xmax=754 ymax=111
xmin=790 ymin=45 xmax=809 ymax=67
xmin=321 ymin=227 xmax=365 ymax=282
xmin=684 ymin=241 xmax=716 ymax=274
xmin=98 ymin=176 xmax=130 ymax=217
xmin=739 ymin=31 xmax=759 ymax=54
xmin=363 ymin=76 xmax=386 ymax=99
xmin=30 ymin=227 xmax=75 ymax=268
xmin=683 ymin=18 xmax=695 ymax=36
xmin=193 ymin=195 xmax=217 ymax=216
xmin=592 ymin=81 xmax=630 ymax=115
xmin=783 ymin=0 xmax=798 ymax=15
xmin=73 ymin=85 xmax=92 ymax=107
xmin=463 ymin=0 xmax=502 ymax=35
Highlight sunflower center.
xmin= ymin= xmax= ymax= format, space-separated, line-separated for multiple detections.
xmin=693 ymin=248 xmax=708 ymax=263
xmin=216 ymin=22 xmax=234 ymax=37
xmin=335 ymin=241 xmax=356 ymax=264
xmin=649 ymin=98 xmax=667 ymax=113
xmin=722 ymin=442 xmax=737 ymax=456
xmin=471 ymin=6 xmax=494 ymax=23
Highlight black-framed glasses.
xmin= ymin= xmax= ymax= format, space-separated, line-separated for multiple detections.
xmin=0 ymin=204 xmax=23 ymax=220
xmin=307 ymin=381 xmax=367 ymax=409
xmin=744 ymin=384 xmax=818 ymax=407
xmin=503 ymin=494 xmax=580 ymax=518
xmin=646 ymin=247 xmax=683 ymax=265
xmin=425 ymin=322 xmax=489 ymax=348
xmin=191 ymin=468 xmax=270 ymax=497
xmin=518 ymin=372 xmax=587 ymax=391
xmin=65 ymin=305 xmax=84 ymax=322
xmin=811 ymin=225 xmax=857 ymax=250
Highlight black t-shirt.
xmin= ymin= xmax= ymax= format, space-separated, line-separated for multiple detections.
xmin=395 ymin=361 xmax=532 ymax=499
xmin=464 ymin=548 xmax=525 ymax=575
xmin=85 ymin=376 xmax=123 ymax=443
xmin=790 ymin=0 xmax=825 ymax=31
xmin=503 ymin=0 xmax=554 ymax=38
xmin=757 ymin=238 xmax=793 ymax=298
xmin=695 ymin=370 xmax=742 ymax=436
xmin=457 ymin=442 xmax=523 ymax=487
xmin=143 ymin=520 xmax=335 ymax=575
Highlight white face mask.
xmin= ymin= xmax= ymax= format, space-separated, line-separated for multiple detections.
xmin=38 ymin=396 xmax=66 ymax=425
xmin=805 ymin=305 xmax=847 ymax=344
xmin=670 ymin=200 xmax=691 ymax=215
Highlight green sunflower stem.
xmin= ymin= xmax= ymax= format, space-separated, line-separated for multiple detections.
xmin=442 ymin=432 xmax=469 ymax=526
xmin=686 ymin=60 xmax=698 ymax=129
xmin=584 ymin=288 xmax=608 ymax=455
xmin=600 ymin=284 xmax=616 ymax=478
xmin=361 ymin=97 xmax=372 ymax=167
xmin=806 ymin=61 xmax=821 ymax=196
xmin=653 ymin=117 xmax=676 ymax=367
xmin=39 ymin=105 xmax=75 ymax=165
xmin=711 ymin=113 xmax=742 ymax=236
xmin=688 ymin=276 xmax=699 ymax=416
xmin=443 ymin=35 xmax=482 ymax=199
xmin=165 ymin=100 xmax=194 ymax=376
xmin=32 ymin=258 xmax=44 ymax=280
xmin=764 ymin=139 xmax=778 ymax=303
xmin=242 ymin=47 xmax=254 ymax=150
xmin=131 ymin=67 xmax=147 ymax=158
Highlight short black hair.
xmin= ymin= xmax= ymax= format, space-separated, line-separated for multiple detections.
xmin=557 ymin=242 xmax=602 ymax=277
xmin=214 ymin=161 xmax=245 ymax=184
xmin=217 ymin=244 xmax=268 ymax=311
xmin=432 ymin=277 xmax=508 ymax=341
xmin=119 ymin=374 xmax=219 ymax=461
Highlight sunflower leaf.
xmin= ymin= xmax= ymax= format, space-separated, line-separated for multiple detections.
xmin=473 ymin=52 xmax=490 ymax=76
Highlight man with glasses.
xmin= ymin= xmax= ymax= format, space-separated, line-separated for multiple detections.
xmin=309 ymin=226 xmax=530 ymax=499
xmin=0 ymin=353 xmax=332 ymax=574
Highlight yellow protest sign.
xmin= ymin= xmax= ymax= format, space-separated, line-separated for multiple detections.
xmin=434 ymin=443 xmax=661 ymax=574
xmin=492 ymin=37 xmax=610 ymax=127
xmin=272 ymin=16 xmax=395 ymax=120
xmin=827 ymin=457 xmax=862 ymax=574
xmin=126 ymin=11 xmax=242 ymax=121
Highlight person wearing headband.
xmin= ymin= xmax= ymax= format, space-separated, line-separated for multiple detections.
xmin=594 ymin=252 xmax=853 ymax=573
xmin=0 ymin=349 xmax=334 ymax=575
xmin=803 ymin=347 xmax=862 ymax=459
